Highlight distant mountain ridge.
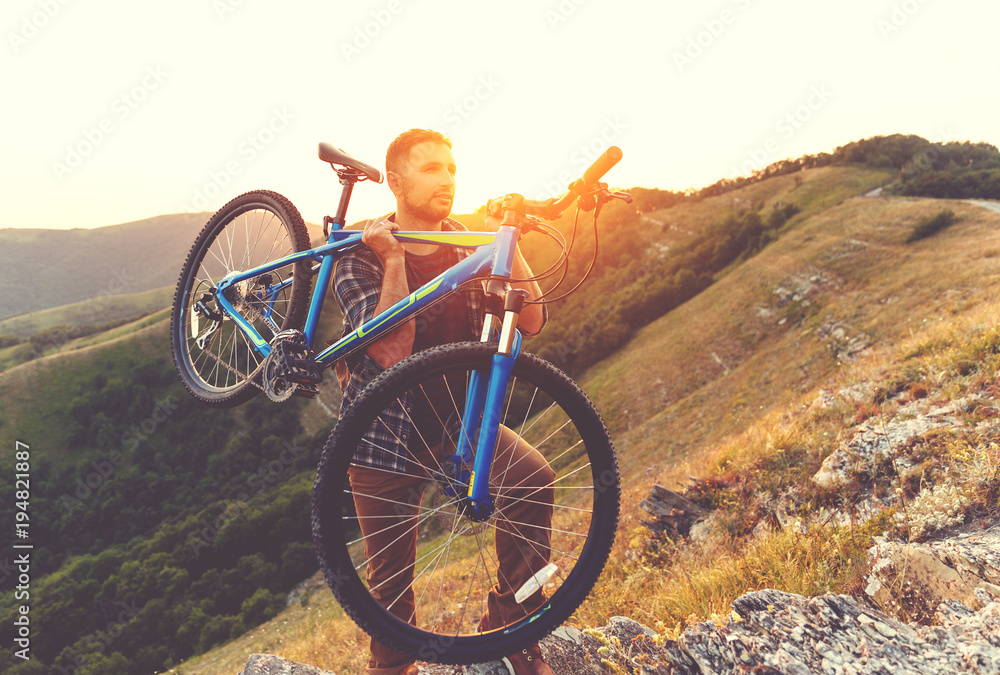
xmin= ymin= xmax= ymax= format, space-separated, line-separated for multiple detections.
xmin=0 ymin=213 xmax=212 ymax=320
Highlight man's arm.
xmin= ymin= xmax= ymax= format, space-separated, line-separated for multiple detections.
xmin=361 ymin=218 xmax=415 ymax=369
xmin=509 ymin=248 xmax=545 ymax=336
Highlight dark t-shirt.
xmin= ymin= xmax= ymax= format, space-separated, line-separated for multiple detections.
xmin=404 ymin=247 xmax=476 ymax=454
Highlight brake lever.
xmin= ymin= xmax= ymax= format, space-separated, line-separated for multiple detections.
xmin=580 ymin=186 xmax=634 ymax=215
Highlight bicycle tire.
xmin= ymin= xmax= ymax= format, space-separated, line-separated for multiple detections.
xmin=171 ymin=190 xmax=312 ymax=407
xmin=312 ymin=341 xmax=619 ymax=664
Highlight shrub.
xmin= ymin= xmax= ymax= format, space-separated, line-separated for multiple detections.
xmin=905 ymin=209 xmax=957 ymax=243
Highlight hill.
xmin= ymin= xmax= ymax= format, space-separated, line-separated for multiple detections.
xmin=0 ymin=213 xmax=211 ymax=320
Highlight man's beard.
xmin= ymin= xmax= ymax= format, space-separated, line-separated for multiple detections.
xmin=402 ymin=187 xmax=452 ymax=223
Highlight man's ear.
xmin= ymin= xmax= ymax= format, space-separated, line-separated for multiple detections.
xmin=386 ymin=170 xmax=403 ymax=197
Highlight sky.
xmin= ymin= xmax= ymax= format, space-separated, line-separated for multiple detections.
xmin=2 ymin=0 xmax=998 ymax=230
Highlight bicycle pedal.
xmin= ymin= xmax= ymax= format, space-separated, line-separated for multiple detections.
xmin=292 ymin=383 xmax=319 ymax=399
xmin=275 ymin=340 xmax=323 ymax=385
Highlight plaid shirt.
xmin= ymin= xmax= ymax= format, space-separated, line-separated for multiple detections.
xmin=333 ymin=216 xmax=487 ymax=473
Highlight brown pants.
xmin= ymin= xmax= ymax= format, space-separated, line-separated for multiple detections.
xmin=348 ymin=425 xmax=555 ymax=671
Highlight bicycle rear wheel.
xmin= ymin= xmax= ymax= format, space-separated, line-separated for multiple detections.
xmin=171 ymin=190 xmax=312 ymax=407
xmin=311 ymin=341 xmax=619 ymax=664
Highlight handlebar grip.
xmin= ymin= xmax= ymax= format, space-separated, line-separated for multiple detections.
xmin=581 ymin=146 xmax=623 ymax=186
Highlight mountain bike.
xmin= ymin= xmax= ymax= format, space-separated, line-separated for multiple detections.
xmin=170 ymin=141 xmax=630 ymax=664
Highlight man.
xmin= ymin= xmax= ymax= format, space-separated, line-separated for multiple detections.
xmin=333 ymin=129 xmax=556 ymax=675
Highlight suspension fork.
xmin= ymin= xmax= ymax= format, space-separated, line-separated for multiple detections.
xmin=456 ymin=290 xmax=529 ymax=521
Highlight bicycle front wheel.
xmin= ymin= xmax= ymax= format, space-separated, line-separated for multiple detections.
xmin=311 ymin=342 xmax=620 ymax=664
xmin=171 ymin=190 xmax=312 ymax=407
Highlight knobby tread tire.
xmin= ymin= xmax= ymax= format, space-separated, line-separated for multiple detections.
xmin=311 ymin=341 xmax=620 ymax=664
xmin=171 ymin=190 xmax=312 ymax=407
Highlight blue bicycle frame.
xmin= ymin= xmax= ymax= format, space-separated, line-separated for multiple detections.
xmin=212 ymin=219 xmax=525 ymax=514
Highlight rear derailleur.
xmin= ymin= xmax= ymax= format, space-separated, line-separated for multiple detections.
xmin=261 ymin=330 xmax=324 ymax=402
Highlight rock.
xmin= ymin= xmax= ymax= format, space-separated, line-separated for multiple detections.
xmin=864 ymin=530 xmax=1000 ymax=622
xmin=461 ymin=660 xmax=508 ymax=675
xmin=639 ymin=484 xmax=709 ymax=537
xmin=239 ymin=653 xmax=336 ymax=675
xmin=817 ymin=319 xmax=870 ymax=362
xmin=811 ymin=389 xmax=837 ymax=409
xmin=813 ymin=413 xmax=958 ymax=487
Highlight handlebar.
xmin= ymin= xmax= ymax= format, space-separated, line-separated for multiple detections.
xmin=581 ymin=145 xmax=624 ymax=187
xmin=487 ymin=146 xmax=624 ymax=221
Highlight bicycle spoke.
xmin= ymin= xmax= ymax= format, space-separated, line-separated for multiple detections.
xmin=413 ymin=506 xmax=463 ymax=622
xmin=492 ymin=511 xmax=581 ymax=562
xmin=400 ymin=387 xmax=454 ymax=484
xmin=493 ymin=435 xmax=582 ymax=490
xmin=357 ymin=435 xmax=450 ymax=485
xmin=343 ymin=491 xmax=462 ymax=547
xmin=429 ymin=515 xmax=460 ymax=632
xmin=454 ymin=530 xmax=486 ymax=634
xmin=367 ymin=516 xmax=476 ymax=596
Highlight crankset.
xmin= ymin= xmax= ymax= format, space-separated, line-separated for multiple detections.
xmin=261 ymin=329 xmax=324 ymax=402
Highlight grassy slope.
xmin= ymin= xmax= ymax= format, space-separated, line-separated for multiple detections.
xmin=579 ymin=198 xmax=1000 ymax=627
xmin=0 ymin=286 xmax=174 ymax=339
xmin=0 ymin=291 xmax=344 ymax=467
xmin=599 ymin=195 xmax=1000 ymax=487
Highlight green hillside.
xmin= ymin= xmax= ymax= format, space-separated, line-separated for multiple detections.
xmin=5 ymin=135 xmax=1000 ymax=674
xmin=0 ymin=286 xmax=174 ymax=339
xmin=0 ymin=213 xmax=210 ymax=320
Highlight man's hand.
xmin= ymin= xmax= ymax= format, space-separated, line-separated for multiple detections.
xmin=362 ymin=217 xmax=405 ymax=265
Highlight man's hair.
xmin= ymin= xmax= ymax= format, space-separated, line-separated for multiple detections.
xmin=386 ymin=128 xmax=452 ymax=175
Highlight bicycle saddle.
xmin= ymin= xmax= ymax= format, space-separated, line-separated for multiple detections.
xmin=318 ymin=142 xmax=383 ymax=183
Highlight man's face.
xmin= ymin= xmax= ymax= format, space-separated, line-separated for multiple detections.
xmin=392 ymin=141 xmax=456 ymax=222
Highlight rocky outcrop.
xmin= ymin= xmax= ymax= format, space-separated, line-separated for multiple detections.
xmin=241 ymin=586 xmax=1000 ymax=674
xmin=243 ymin=525 xmax=1000 ymax=673
xmin=865 ymin=527 xmax=1000 ymax=623
xmin=812 ymin=412 xmax=958 ymax=488
xmin=239 ymin=653 xmax=335 ymax=674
